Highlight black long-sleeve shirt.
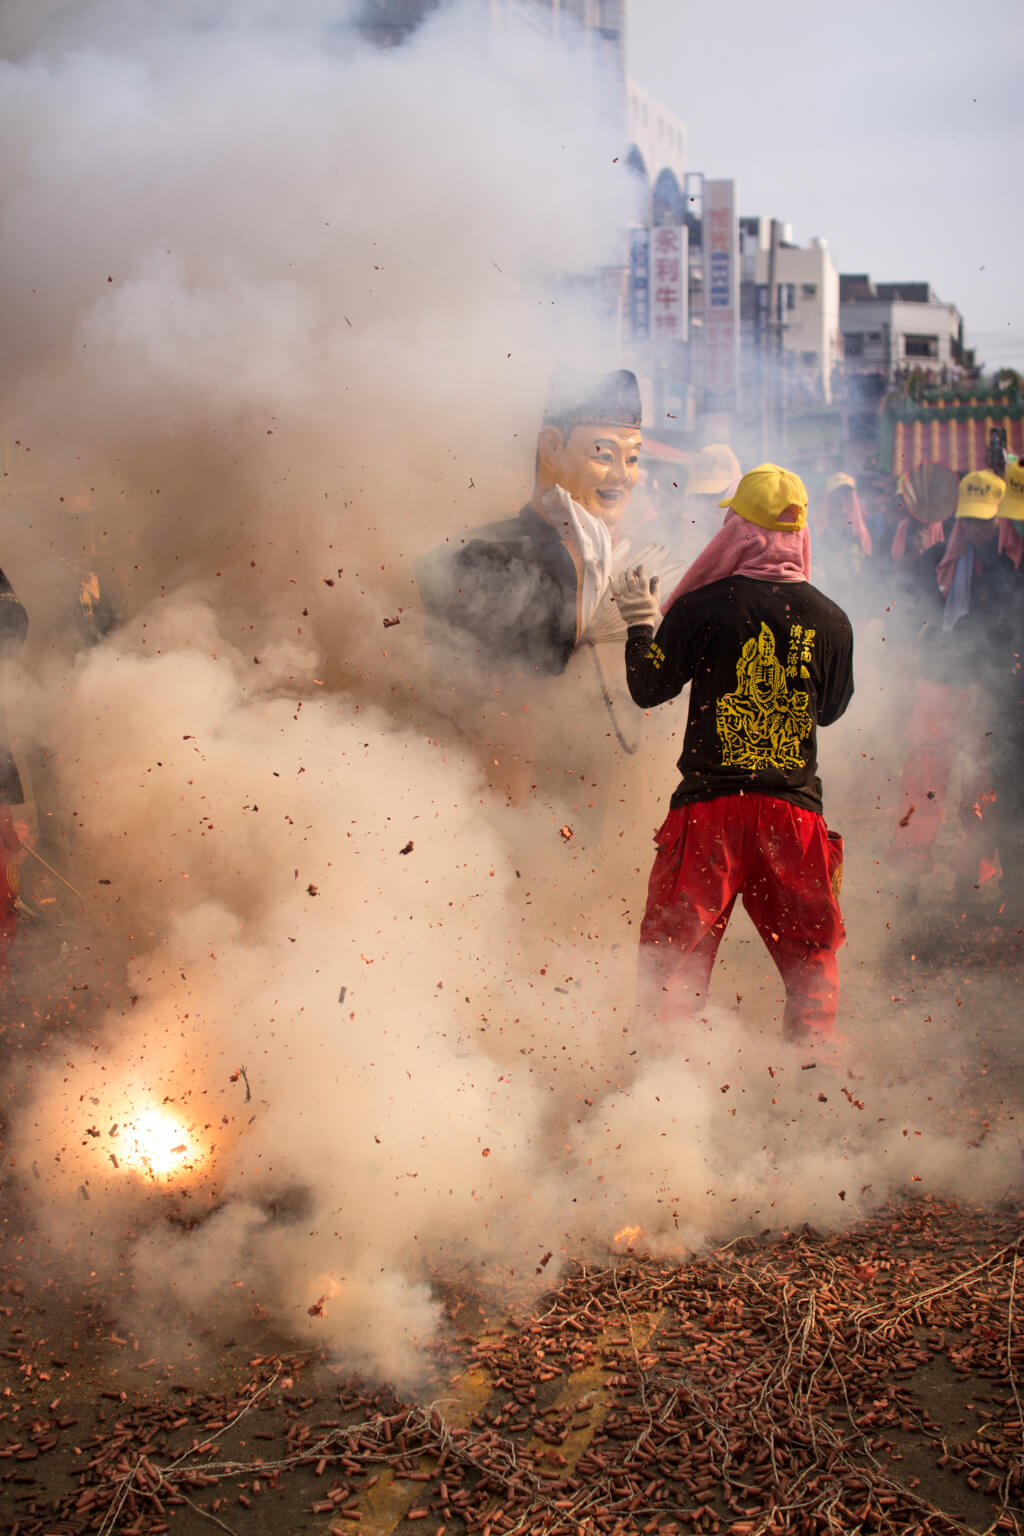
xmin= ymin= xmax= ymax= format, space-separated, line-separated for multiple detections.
xmin=625 ymin=576 xmax=854 ymax=815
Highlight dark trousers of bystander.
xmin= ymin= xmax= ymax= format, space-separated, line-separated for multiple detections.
xmin=639 ymin=792 xmax=846 ymax=1047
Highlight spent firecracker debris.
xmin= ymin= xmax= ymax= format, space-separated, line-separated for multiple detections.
xmin=1 ymin=1196 xmax=1023 ymax=1533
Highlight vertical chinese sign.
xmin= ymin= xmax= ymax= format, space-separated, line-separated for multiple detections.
xmin=650 ymin=225 xmax=688 ymax=342
xmin=702 ymin=179 xmax=739 ymax=405
xmin=629 ymin=227 xmax=651 ymax=341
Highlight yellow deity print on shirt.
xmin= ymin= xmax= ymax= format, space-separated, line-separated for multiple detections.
xmin=716 ymin=622 xmax=813 ymax=771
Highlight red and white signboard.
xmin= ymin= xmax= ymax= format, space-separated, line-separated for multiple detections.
xmin=702 ymin=179 xmax=738 ymax=402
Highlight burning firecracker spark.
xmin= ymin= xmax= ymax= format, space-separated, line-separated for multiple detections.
xmin=118 ymin=1106 xmax=204 ymax=1182
xmin=307 ymin=1276 xmax=343 ymax=1318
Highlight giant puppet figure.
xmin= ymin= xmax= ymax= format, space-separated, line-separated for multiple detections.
xmin=417 ymin=367 xmax=646 ymax=676
xmin=611 ymin=464 xmax=854 ymax=1067
xmin=416 ymin=369 xmax=683 ymax=937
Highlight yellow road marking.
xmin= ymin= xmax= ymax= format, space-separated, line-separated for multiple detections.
xmin=319 ymin=1306 xmax=668 ymax=1534
xmin=337 ymin=1363 xmax=492 ymax=1534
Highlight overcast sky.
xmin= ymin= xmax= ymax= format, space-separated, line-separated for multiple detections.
xmin=627 ymin=0 xmax=1024 ymax=375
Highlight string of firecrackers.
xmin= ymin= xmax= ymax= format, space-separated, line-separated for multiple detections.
xmin=93 ymin=1372 xmax=283 ymax=1536
xmin=412 ymin=1232 xmax=1013 ymax=1533
xmin=15 ymin=1197 xmax=1024 ymax=1534
xmin=491 ymin=1210 xmax=1019 ymax=1536
xmin=848 ymin=1233 xmax=1023 ymax=1337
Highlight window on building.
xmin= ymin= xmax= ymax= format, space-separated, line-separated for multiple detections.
xmin=801 ymin=283 xmax=817 ymax=298
xmin=801 ymin=350 xmax=818 ymax=366
xmin=904 ymin=334 xmax=939 ymax=358
xmin=844 ymin=333 xmax=864 ymax=357
xmin=785 ymin=283 xmax=796 ymax=310
xmin=867 ymin=331 xmax=881 ymax=342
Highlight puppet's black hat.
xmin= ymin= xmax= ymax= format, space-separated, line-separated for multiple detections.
xmin=542 ymin=367 xmax=642 ymax=435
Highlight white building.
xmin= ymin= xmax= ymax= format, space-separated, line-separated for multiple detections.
xmin=839 ymin=277 xmax=963 ymax=384
xmin=625 ymin=81 xmax=688 ymax=222
xmin=361 ymin=0 xmax=627 ymax=95
xmin=739 ymin=218 xmax=841 ymax=405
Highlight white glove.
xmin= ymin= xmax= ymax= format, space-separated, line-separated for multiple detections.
xmin=611 ymin=566 xmax=661 ymax=629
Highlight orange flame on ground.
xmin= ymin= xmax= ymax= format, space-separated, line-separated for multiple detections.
xmin=307 ymin=1276 xmax=343 ymax=1318
xmin=118 ymin=1106 xmax=205 ymax=1182
xmin=612 ymin=1224 xmax=644 ymax=1253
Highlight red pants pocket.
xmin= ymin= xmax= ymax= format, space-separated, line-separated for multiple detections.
xmin=826 ymin=829 xmax=844 ymax=900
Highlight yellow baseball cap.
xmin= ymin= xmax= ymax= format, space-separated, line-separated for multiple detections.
xmin=719 ymin=462 xmax=808 ymax=532
xmin=955 ymin=469 xmax=1005 ymax=520
xmin=825 ymin=472 xmax=856 ymax=494
xmin=997 ymin=459 xmax=1024 ymax=518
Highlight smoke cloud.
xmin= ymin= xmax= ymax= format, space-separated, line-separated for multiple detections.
xmin=1 ymin=1 xmax=1018 ymax=1393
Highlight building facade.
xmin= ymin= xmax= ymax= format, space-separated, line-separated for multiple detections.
xmin=625 ymin=82 xmax=687 ymax=222
xmin=839 ymin=276 xmax=964 ymax=387
xmin=740 ymin=218 xmax=841 ymax=407
xmin=359 ymin=0 xmax=626 ymax=84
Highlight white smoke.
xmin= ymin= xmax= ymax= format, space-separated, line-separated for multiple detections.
xmin=1 ymin=1 xmax=1018 ymax=1394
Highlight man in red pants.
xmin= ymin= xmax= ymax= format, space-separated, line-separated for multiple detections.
xmin=612 ymin=463 xmax=854 ymax=1064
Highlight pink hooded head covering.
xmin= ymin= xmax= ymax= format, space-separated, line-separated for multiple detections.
xmin=996 ymin=461 xmax=1024 ymax=569
xmin=814 ymin=472 xmax=872 ymax=556
xmin=891 ymin=462 xmax=956 ymax=562
xmin=937 ymin=471 xmax=1006 ymax=598
xmin=891 ymin=515 xmax=946 ymax=562
xmin=663 ymin=508 xmax=811 ymax=609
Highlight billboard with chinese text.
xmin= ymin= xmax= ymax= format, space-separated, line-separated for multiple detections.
xmin=629 ymin=227 xmax=650 ymax=341
xmin=650 ymin=225 xmax=688 ymax=342
xmin=702 ymin=179 xmax=739 ymax=405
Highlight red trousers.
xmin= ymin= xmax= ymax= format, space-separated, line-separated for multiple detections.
xmin=0 ymin=807 xmax=19 ymax=989
xmin=639 ymin=794 xmax=845 ymax=1042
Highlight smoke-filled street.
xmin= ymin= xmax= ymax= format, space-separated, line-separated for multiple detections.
xmin=1 ymin=3 xmax=1022 ymax=1534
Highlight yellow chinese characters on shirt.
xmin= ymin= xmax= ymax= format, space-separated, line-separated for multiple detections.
xmin=716 ymin=622 xmax=814 ymax=771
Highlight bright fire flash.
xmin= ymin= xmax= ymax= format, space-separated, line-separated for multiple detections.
xmin=119 ymin=1106 xmax=204 ymax=1181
